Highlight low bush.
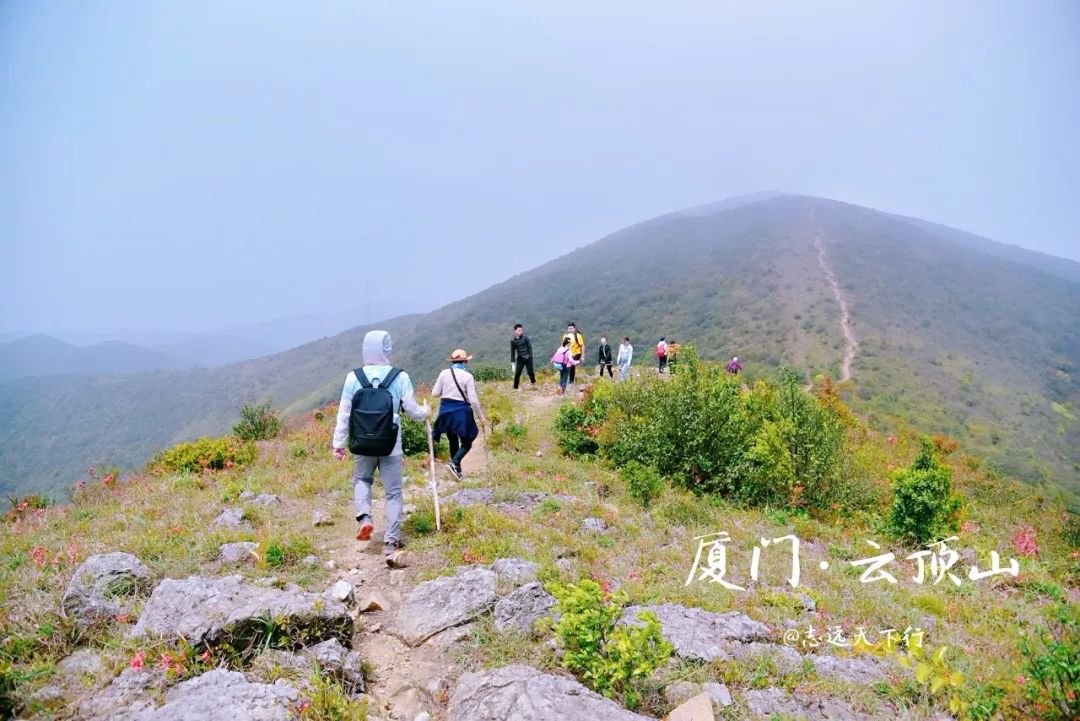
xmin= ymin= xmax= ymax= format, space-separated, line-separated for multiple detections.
xmin=148 ymin=436 xmax=256 ymax=475
xmin=1019 ymin=603 xmax=1080 ymax=720
xmin=621 ymin=461 xmax=664 ymax=509
xmin=887 ymin=440 xmax=963 ymax=544
xmin=472 ymin=365 xmax=511 ymax=383
xmin=549 ymin=579 xmax=672 ymax=710
xmin=233 ymin=400 xmax=283 ymax=441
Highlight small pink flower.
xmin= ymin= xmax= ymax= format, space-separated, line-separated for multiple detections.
xmin=130 ymin=651 xmax=147 ymax=669
xmin=1012 ymin=526 xmax=1039 ymax=557
xmin=1017 ymin=675 xmax=1027 ymax=685
xmin=29 ymin=546 xmax=48 ymax=567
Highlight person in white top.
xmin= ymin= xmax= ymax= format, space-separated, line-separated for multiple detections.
xmin=617 ymin=337 xmax=634 ymax=381
xmin=431 ymin=349 xmax=486 ymax=480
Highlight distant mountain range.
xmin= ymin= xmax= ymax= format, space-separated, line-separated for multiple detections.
xmin=2 ymin=193 xmax=1077 ymax=499
xmin=0 ymin=334 xmax=194 ymax=382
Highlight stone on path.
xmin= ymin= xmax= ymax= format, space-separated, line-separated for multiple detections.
xmin=493 ymin=582 xmax=557 ymax=632
xmin=391 ymin=566 xmax=496 ymax=646
xmin=312 ymin=510 xmax=333 ymax=527
xmin=219 ymin=541 xmax=258 ymax=565
xmin=620 ymin=604 xmax=770 ymax=662
xmin=668 ymin=693 xmax=714 ymax=721
xmin=140 ymin=669 xmax=298 ymax=721
xmin=447 ymin=665 xmax=654 ymax=721
xmin=491 ymin=557 xmax=538 ymax=586
xmin=131 ymin=575 xmax=352 ymax=649
xmin=212 ymin=508 xmax=246 ymax=530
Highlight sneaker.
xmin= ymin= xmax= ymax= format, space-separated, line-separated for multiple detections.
xmin=355 ymin=515 xmax=374 ymax=541
xmin=383 ymin=539 xmax=404 ymax=556
xmin=445 ymin=463 xmax=462 ymax=481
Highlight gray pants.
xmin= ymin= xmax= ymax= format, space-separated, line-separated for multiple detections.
xmin=353 ymin=454 xmax=404 ymax=543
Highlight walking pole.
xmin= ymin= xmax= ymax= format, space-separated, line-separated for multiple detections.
xmin=425 ymin=418 xmax=442 ymax=531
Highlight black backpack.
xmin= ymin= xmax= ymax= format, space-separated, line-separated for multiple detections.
xmin=347 ymin=367 xmax=403 ymax=456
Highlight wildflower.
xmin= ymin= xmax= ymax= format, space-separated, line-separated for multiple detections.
xmin=1016 ymin=675 xmax=1027 ymax=685
xmin=169 ymin=526 xmax=182 ymax=535
xmin=76 ymin=479 xmax=86 ymax=490
xmin=115 ymin=613 xmax=130 ymax=623
xmin=960 ymin=521 xmax=980 ymax=533
xmin=1011 ymin=526 xmax=1039 ymax=557
xmin=130 ymin=650 xmax=147 ymax=669
xmin=29 ymin=546 xmax=48 ymax=567
xmin=158 ymin=653 xmax=174 ymax=669
xmin=199 ymin=650 xmax=212 ymax=664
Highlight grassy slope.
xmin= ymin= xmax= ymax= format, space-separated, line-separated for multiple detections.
xmin=2 ymin=195 xmax=1078 ymax=498
xmin=1 ymin=379 xmax=1076 ymax=719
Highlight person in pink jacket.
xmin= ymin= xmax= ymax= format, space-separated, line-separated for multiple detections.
xmin=551 ymin=337 xmax=579 ymax=396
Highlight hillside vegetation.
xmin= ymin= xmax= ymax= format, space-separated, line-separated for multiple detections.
xmin=1 ymin=373 xmax=1077 ymax=720
xmin=1 ymin=194 xmax=1077 ymax=498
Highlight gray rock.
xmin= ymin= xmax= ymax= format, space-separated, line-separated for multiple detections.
xmin=325 ymin=579 xmax=354 ymax=603
xmin=445 ymin=488 xmax=576 ymax=512
xmin=301 ymin=555 xmax=319 ymax=567
xmin=800 ymin=593 xmax=817 ymax=612
xmin=57 ymin=648 xmax=106 ymax=678
xmin=79 ymin=668 xmax=164 ymax=721
xmin=555 ymin=558 xmax=576 ymax=575
xmin=312 ymin=510 xmax=333 ymax=527
xmin=723 ymin=641 xmax=803 ymax=671
xmin=253 ymin=493 xmax=280 ymax=507
xmin=444 ymin=488 xmax=495 ymax=507
xmin=621 ymin=604 xmax=770 ymax=662
xmin=447 ymin=664 xmax=654 ymax=721
xmin=702 ymin=682 xmax=732 ymax=708
xmin=219 ymin=542 xmax=259 ymax=565
xmin=664 ymin=680 xmax=701 ymax=707
xmin=131 ymin=575 xmax=352 ymax=648
xmin=212 ymin=508 xmax=246 ymax=530
xmin=141 ymin=669 xmax=299 ymax=721
xmin=582 ymin=516 xmax=608 ymax=532
xmin=304 ymin=638 xmax=366 ymax=694
xmin=491 ymin=557 xmax=538 ymax=586
xmin=669 ymin=693 xmax=714 ymax=721
xmin=493 ymin=582 xmax=557 ymax=632
xmin=811 ymin=653 xmax=888 ymax=684
xmin=392 ymin=566 xmax=496 ymax=646
xmin=239 ymin=490 xmax=257 ymax=501
xmin=62 ymin=552 xmax=153 ymax=627
xmin=742 ymin=688 xmax=868 ymax=721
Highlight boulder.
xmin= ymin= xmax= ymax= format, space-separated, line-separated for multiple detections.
xmin=664 ymin=681 xmax=701 ymax=707
xmin=62 ymin=552 xmax=153 ymax=627
xmin=212 ymin=508 xmax=246 ymax=530
xmin=491 ymin=557 xmax=538 ymax=586
xmin=219 ymin=542 xmax=258 ymax=565
xmin=741 ymin=688 xmax=868 ymax=721
xmin=810 ymin=654 xmax=888 ymax=684
xmin=582 ymin=517 xmax=608 ymax=532
xmin=359 ymin=592 xmax=390 ymax=612
xmin=392 ymin=566 xmax=496 ymax=646
xmin=669 ymin=693 xmax=714 ymax=721
xmin=304 ymin=638 xmax=366 ymax=694
xmin=620 ymin=604 xmax=770 ymax=662
xmin=141 ymin=669 xmax=298 ymax=721
xmin=253 ymin=493 xmax=280 ymax=507
xmin=444 ymin=488 xmax=576 ymax=512
xmin=493 ymin=582 xmax=557 ymax=632
xmin=447 ymin=665 xmax=654 ymax=721
xmin=78 ymin=668 xmax=164 ymax=721
xmin=131 ymin=575 xmax=352 ymax=649
xmin=312 ymin=510 xmax=333 ymax=527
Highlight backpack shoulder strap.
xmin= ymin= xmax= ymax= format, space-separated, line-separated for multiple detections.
xmin=379 ymin=367 xmax=402 ymax=390
xmin=355 ymin=368 xmax=372 ymax=389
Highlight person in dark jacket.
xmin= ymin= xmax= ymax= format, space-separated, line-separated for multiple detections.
xmin=596 ymin=337 xmax=613 ymax=377
xmin=510 ymin=323 xmax=536 ymax=389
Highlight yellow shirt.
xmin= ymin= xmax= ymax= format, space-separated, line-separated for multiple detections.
xmin=563 ymin=331 xmax=584 ymax=357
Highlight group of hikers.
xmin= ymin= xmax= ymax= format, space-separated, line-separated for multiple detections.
xmin=331 ymin=326 xmax=743 ymax=557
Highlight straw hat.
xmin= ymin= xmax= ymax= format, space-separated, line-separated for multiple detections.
xmin=448 ymin=348 xmax=473 ymax=362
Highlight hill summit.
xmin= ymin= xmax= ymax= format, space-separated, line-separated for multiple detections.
xmin=1 ymin=192 xmax=1077 ymax=497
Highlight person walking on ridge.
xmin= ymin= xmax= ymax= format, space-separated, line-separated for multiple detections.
xmin=510 ymin=323 xmax=536 ymax=389
xmin=563 ymin=322 xmax=585 ymax=389
xmin=432 ymin=349 xmax=486 ymax=481
xmin=617 ymin=337 xmax=633 ymax=381
xmin=656 ymin=336 xmax=669 ymax=374
xmin=551 ymin=337 xmax=578 ymax=396
xmin=333 ymin=330 xmax=430 ymax=556
xmin=596 ymin=336 xmax=614 ymax=378
xmin=726 ymin=356 xmax=743 ymax=375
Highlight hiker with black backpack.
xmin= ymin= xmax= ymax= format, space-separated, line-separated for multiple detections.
xmin=332 ymin=330 xmax=430 ymax=556
xmin=431 ymin=349 xmax=486 ymax=481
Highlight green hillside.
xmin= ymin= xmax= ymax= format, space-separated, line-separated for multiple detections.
xmin=1 ymin=194 xmax=1077 ymax=497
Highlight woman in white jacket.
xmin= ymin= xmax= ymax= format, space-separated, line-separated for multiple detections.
xmin=617 ymin=337 xmax=633 ymax=381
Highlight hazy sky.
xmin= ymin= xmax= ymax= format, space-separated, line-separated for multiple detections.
xmin=2 ymin=1 xmax=1078 ymax=337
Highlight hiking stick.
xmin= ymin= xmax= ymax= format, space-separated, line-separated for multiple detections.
xmin=425 ymin=418 xmax=442 ymax=531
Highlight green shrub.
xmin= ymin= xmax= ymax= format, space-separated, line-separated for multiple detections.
xmin=401 ymin=416 xmax=446 ymax=457
xmin=298 ymin=670 xmax=368 ymax=720
xmin=621 ymin=461 xmax=665 ymax=509
xmin=148 ymin=436 xmax=257 ymax=475
xmin=258 ymin=534 xmax=316 ymax=569
xmin=233 ymin=400 xmax=283 ymax=441
xmin=472 ymin=365 xmax=511 ymax=382
xmin=1020 ymin=604 xmax=1080 ymax=720
xmin=887 ymin=440 xmax=963 ymax=544
xmin=550 ymin=579 xmax=672 ymax=710
xmin=404 ymin=509 xmax=436 ymax=536
xmin=553 ymin=403 xmax=599 ymax=457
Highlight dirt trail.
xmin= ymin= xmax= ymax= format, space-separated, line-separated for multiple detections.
xmin=320 ymin=422 xmax=495 ymax=720
xmin=810 ymin=206 xmax=858 ymax=382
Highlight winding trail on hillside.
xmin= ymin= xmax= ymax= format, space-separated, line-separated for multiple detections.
xmin=810 ymin=207 xmax=858 ymax=382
